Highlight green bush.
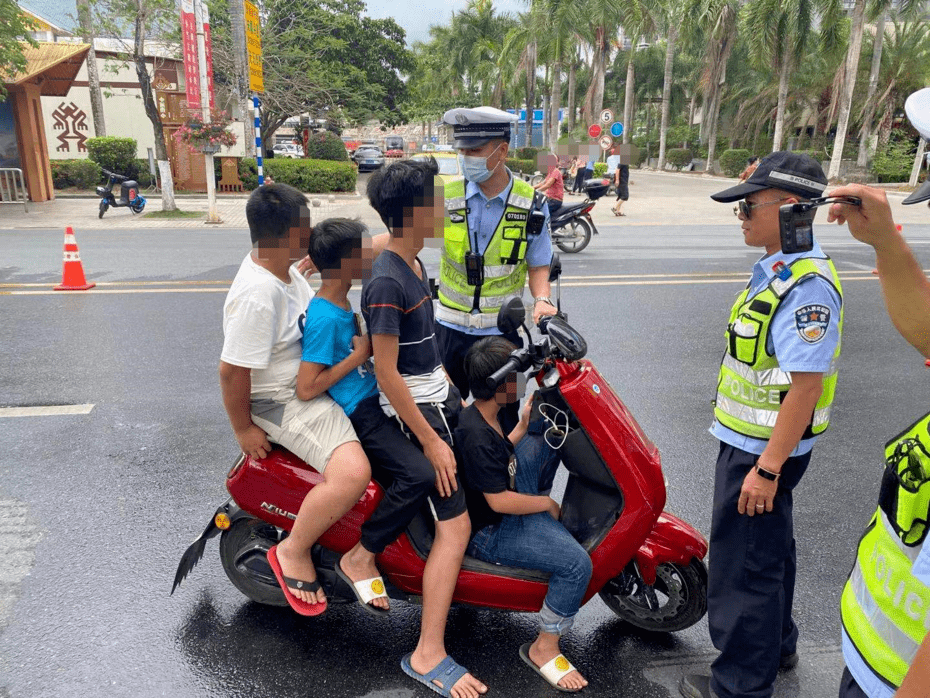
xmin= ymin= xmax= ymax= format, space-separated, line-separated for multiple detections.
xmin=303 ymin=130 xmax=348 ymax=161
xmin=592 ymin=162 xmax=608 ymax=177
xmin=667 ymin=124 xmax=699 ymax=148
xmin=720 ymin=149 xmax=752 ymax=178
xmin=872 ymin=135 xmax=916 ymax=183
xmin=50 ymin=159 xmax=102 ymax=189
xmin=238 ymin=157 xmax=357 ymax=192
xmin=666 ymin=148 xmax=694 ymax=169
xmin=132 ymin=158 xmax=154 ymax=187
xmin=505 ymin=158 xmax=537 ymax=175
xmin=86 ymin=137 xmax=138 ymax=177
xmin=514 ymin=147 xmax=540 ymax=161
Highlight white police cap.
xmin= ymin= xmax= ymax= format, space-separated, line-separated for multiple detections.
xmin=903 ymin=88 xmax=930 ymax=205
xmin=442 ymin=106 xmax=519 ymax=149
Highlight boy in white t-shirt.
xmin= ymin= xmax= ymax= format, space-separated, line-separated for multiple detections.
xmin=219 ymin=184 xmax=371 ymax=617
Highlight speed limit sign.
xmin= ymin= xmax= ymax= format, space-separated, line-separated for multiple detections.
xmin=600 ymin=109 xmax=614 ymax=124
xmin=599 ymin=134 xmax=613 ymax=151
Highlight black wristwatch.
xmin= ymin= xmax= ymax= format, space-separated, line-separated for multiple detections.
xmin=755 ymin=464 xmax=780 ymax=481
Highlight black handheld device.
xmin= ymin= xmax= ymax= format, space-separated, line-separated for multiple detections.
xmin=527 ymin=192 xmax=547 ymax=238
xmin=779 ymin=196 xmax=862 ymax=254
xmin=465 ymin=251 xmax=484 ymax=286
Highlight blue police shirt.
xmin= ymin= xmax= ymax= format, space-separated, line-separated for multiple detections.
xmin=301 ymin=297 xmax=377 ymax=416
xmin=437 ymin=171 xmax=554 ymax=336
xmin=710 ymin=240 xmax=842 ymax=456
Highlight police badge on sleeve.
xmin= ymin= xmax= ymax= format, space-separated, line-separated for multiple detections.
xmin=795 ymin=305 xmax=831 ymax=343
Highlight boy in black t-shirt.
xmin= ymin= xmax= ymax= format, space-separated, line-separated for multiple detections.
xmin=361 ymin=159 xmax=486 ymax=698
xmin=456 ymin=337 xmax=592 ymax=693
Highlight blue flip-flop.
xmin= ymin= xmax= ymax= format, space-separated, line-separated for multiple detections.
xmin=400 ymin=652 xmax=472 ymax=697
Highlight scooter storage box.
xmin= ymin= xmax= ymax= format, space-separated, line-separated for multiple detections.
xmin=583 ymin=179 xmax=610 ymax=200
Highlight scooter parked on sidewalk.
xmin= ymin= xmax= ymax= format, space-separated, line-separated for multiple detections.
xmin=550 ymin=179 xmax=609 ymax=254
xmin=96 ymin=169 xmax=146 ymax=218
xmin=172 ymin=259 xmax=709 ymax=633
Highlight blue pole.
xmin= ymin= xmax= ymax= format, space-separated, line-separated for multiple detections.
xmin=253 ymin=95 xmax=264 ymax=186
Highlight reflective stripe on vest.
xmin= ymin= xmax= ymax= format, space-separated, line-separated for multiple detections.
xmin=840 ymin=411 xmax=930 ymax=689
xmin=713 ymin=256 xmax=843 ymax=440
xmin=438 ymin=176 xmax=534 ymax=315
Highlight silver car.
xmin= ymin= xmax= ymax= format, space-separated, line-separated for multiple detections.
xmin=353 ymin=146 xmax=385 ymax=171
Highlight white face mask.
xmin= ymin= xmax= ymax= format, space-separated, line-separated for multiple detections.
xmin=458 ymin=144 xmax=504 ymax=183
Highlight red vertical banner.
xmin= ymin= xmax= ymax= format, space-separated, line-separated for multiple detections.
xmin=199 ymin=2 xmax=215 ymax=109
xmin=180 ymin=0 xmax=200 ymax=110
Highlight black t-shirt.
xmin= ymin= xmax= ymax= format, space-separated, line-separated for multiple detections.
xmin=455 ymin=404 xmax=517 ymax=534
xmin=361 ymin=251 xmax=444 ymax=380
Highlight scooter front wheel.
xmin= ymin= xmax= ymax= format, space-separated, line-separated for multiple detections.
xmin=555 ymin=217 xmax=593 ymax=253
xmin=599 ymin=559 xmax=707 ymax=633
xmin=98 ymin=201 xmax=108 ymax=219
xmin=219 ymin=516 xmax=289 ymax=607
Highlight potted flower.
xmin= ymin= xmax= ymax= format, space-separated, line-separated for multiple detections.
xmin=173 ymin=110 xmax=238 ymax=154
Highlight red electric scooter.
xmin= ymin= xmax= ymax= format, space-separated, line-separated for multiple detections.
xmin=172 ymin=261 xmax=709 ymax=633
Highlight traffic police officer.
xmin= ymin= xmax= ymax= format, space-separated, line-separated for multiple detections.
xmin=829 ymin=88 xmax=930 ymax=698
xmin=681 ymin=152 xmax=845 ymax=698
xmin=436 ymin=106 xmax=558 ymax=427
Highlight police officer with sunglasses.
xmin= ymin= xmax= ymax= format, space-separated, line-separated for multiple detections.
xmin=681 ymin=152 xmax=845 ymax=698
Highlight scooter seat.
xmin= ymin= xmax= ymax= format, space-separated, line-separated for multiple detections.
xmin=552 ymin=202 xmax=589 ymax=217
xmin=405 ymin=509 xmax=550 ymax=583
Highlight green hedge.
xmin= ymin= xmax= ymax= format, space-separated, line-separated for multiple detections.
xmin=238 ymin=157 xmax=357 ymax=192
xmin=872 ymin=136 xmax=916 ymax=183
xmin=514 ymin=147 xmax=540 ymax=161
xmin=592 ymin=162 xmax=608 ymax=177
xmin=667 ymin=148 xmax=694 ymax=169
xmin=720 ymin=149 xmax=752 ymax=178
xmin=303 ymin=130 xmax=348 ymax=161
xmin=86 ymin=136 xmax=138 ymax=177
xmin=506 ymin=158 xmax=537 ymax=175
xmin=51 ymin=159 xmax=102 ymax=189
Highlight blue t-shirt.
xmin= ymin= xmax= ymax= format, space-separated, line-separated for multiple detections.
xmin=301 ymin=297 xmax=377 ymax=416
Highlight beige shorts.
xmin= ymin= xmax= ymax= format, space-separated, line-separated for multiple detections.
xmin=251 ymin=393 xmax=358 ymax=473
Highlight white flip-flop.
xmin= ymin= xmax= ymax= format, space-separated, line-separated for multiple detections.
xmin=519 ymin=642 xmax=583 ymax=693
xmin=335 ymin=558 xmax=390 ymax=616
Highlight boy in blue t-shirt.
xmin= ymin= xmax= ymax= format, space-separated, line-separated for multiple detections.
xmin=297 ymin=218 xmax=441 ymax=617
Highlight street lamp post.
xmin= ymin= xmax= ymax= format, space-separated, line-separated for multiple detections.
xmin=194 ymin=0 xmax=221 ymax=224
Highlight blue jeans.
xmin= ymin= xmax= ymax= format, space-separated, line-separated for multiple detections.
xmin=467 ymin=432 xmax=593 ymax=635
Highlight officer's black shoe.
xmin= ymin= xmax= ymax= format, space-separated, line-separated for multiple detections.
xmin=779 ymin=652 xmax=799 ymax=671
xmin=679 ymin=674 xmax=720 ymax=698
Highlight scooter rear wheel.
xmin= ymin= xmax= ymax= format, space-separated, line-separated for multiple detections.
xmin=555 ymin=217 xmax=593 ymax=254
xmin=219 ymin=516 xmax=288 ymax=607
xmin=599 ymin=559 xmax=707 ymax=633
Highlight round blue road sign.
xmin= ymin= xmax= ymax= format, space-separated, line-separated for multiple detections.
xmin=610 ymin=122 xmax=624 ymax=138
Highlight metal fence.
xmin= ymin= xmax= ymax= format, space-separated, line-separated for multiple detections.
xmin=0 ymin=169 xmax=28 ymax=212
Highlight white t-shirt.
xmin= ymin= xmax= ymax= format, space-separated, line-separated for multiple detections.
xmin=221 ymin=253 xmax=312 ymax=402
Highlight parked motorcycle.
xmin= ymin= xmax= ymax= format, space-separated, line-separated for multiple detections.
xmin=96 ymin=169 xmax=146 ymax=218
xmin=549 ymin=178 xmax=610 ymax=254
xmin=172 ymin=260 xmax=708 ymax=633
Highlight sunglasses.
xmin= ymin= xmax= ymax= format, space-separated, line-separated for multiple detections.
xmin=733 ymin=198 xmax=792 ymax=219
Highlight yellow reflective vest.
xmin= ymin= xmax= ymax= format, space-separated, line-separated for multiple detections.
xmin=438 ymin=177 xmax=538 ymax=324
xmin=841 ymin=412 xmax=930 ymax=688
xmin=714 ymin=256 xmax=843 ymax=439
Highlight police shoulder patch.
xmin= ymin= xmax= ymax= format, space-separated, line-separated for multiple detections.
xmin=794 ymin=304 xmax=831 ymax=344
xmin=449 ymin=212 xmax=465 ymax=223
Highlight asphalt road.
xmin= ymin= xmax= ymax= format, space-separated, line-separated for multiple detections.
xmin=2 ymin=187 xmax=929 ymax=698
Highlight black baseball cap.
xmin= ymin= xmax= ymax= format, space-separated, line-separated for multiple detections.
xmin=711 ymin=151 xmax=828 ymax=203
xmin=903 ymin=179 xmax=930 ymax=205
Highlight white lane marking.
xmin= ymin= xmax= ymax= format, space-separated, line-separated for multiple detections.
xmin=0 ymin=404 xmax=95 ymax=417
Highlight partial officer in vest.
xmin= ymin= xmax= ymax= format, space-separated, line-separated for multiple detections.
xmin=680 ymin=152 xmax=845 ymax=698
xmin=826 ymin=88 xmax=930 ymax=698
xmin=437 ymin=107 xmax=557 ymax=428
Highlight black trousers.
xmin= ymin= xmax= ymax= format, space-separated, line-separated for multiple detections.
xmin=351 ymin=392 xmax=467 ymax=554
xmin=708 ymin=442 xmax=811 ymax=698
xmin=837 ymin=668 xmax=870 ymax=698
xmin=435 ymin=323 xmax=523 ymax=435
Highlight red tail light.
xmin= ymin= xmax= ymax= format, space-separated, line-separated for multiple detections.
xmin=129 ymin=188 xmax=137 ymax=200
xmin=582 ymin=205 xmax=594 ymax=215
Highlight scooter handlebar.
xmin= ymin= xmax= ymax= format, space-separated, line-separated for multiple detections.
xmin=486 ymin=353 xmax=529 ymax=389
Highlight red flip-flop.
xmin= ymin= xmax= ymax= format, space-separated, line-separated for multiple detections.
xmin=267 ymin=545 xmax=327 ymax=616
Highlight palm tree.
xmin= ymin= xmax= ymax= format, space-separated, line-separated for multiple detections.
xmin=534 ymin=0 xmax=581 ymax=147
xmin=657 ymin=0 xmax=687 ymax=168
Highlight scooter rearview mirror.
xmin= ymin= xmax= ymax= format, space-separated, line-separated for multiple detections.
xmin=497 ymin=296 xmax=527 ymax=335
xmin=548 ymin=253 xmax=562 ymax=283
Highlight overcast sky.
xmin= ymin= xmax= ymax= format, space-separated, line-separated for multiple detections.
xmin=364 ymin=0 xmax=528 ymax=46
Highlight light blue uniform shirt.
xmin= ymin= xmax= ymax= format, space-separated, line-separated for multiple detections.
xmin=710 ymin=240 xmax=842 ymax=456
xmin=437 ymin=171 xmax=553 ymax=336
xmin=841 ymin=536 xmax=930 ymax=697
xmin=605 ymin=154 xmax=621 ymax=176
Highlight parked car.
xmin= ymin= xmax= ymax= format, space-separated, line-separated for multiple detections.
xmin=410 ymin=152 xmax=461 ymax=184
xmin=272 ymin=143 xmax=302 ymax=159
xmin=353 ymin=145 xmax=385 ymax=171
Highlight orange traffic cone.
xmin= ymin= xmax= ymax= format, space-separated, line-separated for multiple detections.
xmin=54 ymin=227 xmax=95 ymax=291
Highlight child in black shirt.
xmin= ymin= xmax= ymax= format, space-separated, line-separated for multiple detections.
xmin=456 ymin=336 xmax=592 ymax=693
